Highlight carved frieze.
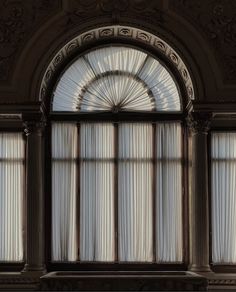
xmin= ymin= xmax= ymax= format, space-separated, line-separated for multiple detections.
xmin=67 ymin=0 xmax=165 ymax=24
xmin=40 ymin=25 xmax=195 ymax=107
xmin=170 ymin=0 xmax=236 ymax=81
xmin=0 ymin=0 xmax=61 ymax=82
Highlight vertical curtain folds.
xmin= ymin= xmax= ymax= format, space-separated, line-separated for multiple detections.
xmin=51 ymin=122 xmax=183 ymax=263
xmin=156 ymin=123 xmax=183 ymax=262
xmin=211 ymin=132 xmax=236 ymax=263
xmin=118 ymin=123 xmax=153 ymax=262
xmin=80 ymin=123 xmax=115 ymax=261
xmin=0 ymin=133 xmax=24 ymax=261
xmin=52 ymin=123 xmax=78 ymax=261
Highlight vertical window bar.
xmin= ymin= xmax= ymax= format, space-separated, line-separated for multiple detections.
xmin=47 ymin=124 xmax=52 ymax=263
xmin=152 ymin=123 xmax=156 ymax=262
xmin=114 ymin=123 xmax=118 ymax=262
xmin=23 ymin=133 xmax=27 ymax=262
xmin=77 ymin=123 xmax=80 ymax=261
xmin=182 ymin=124 xmax=188 ymax=264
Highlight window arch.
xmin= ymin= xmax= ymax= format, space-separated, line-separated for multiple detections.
xmin=52 ymin=46 xmax=181 ymax=112
xmin=42 ymin=26 xmax=194 ymax=270
xmin=49 ymin=44 xmax=185 ymax=266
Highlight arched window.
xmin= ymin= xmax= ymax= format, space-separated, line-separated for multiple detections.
xmin=49 ymin=44 xmax=185 ymax=267
xmin=52 ymin=46 xmax=181 ymax=112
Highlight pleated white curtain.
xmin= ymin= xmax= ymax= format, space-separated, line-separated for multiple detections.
xmin=118 ymin=123 xmax=153 ymax=262
xmin=51 ymin=122 xmax=183 ymax=263
xmin=80 ymin=123 xmax=115 ymax=261
xmin=0 ymin=133 xmax=24 ymax=261
xmin=211 ymin=132 xmax=236 ymax=263
xmin=156 ymin=123 xmax=183 ymax=262
xmin=52 ymin=123 xmax=78 ymax=261
xmin=53 ymin=46 xmax=181 ymax=112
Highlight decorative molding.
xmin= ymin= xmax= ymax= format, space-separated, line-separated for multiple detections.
xmin=0 ymin=0 xmax=61 ymax=82
xmin=69 ymin=0 xmax=167 ymax=16
xmin=187 ymin=112 xmax=212 ymax=134
xmin=192 ymin=102 xmax=236 ymax=113
xmin=214 ymin=113 xmax=236 ymax=120
xmin=66 ymin=0 xmax=166 ymax=25
xmin=40 ymin=25 xmax=195 ymax=107
xmin=208 ymin=279 xmax=236 ymax=285
xmin=0 ymin=114 xmax=22 ymax=120
xmin=0 ymin=277 xmax=39 ymax=284
xmin=40 ymin=274 xmax=208 ymax=291
xmin=23 ymin=120 xmax=46 ymax=136
xmin=170 ymin=0 xmax=236 ymax=81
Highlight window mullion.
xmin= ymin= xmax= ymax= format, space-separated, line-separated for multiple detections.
xmin=77 ymin=123 xmax=80 ymax=261
xmin=152 ymin=123 xmax=156 ymax=263
xmin=114 ymin=123 xmax=119 ymax=262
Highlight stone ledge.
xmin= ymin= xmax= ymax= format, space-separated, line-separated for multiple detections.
xmin=40 ymin=271 xmax=207 ymax=291
xmin=0 ymin=272 xmax=40 ymax=291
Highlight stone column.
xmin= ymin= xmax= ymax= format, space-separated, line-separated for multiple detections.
xmin=22 ymin=120 xmax=46 ymax=274
xmin=187 ymin=112 xmax=212 ymax=272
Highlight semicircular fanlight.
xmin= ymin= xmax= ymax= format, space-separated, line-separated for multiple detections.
xmin=52 ymin=46 xmax=181 ymax=112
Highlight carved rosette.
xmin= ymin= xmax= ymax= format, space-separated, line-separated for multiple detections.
xmin=23 ymin=120 xmax=46 ymax=136
xmin=187 ymin=112 xmax=212 ymax=134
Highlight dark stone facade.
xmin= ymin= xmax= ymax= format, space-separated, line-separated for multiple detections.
xmin=0 ymin=0 xmax=236 ymax=291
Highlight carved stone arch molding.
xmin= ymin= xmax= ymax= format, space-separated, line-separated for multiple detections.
xmin=39 ymin=25 xmax=195 ymax=114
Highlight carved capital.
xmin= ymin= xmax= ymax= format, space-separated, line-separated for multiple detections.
xmin=23 ymin=120 xmax=46 ymax=136
xmin=187 ymin=112 xmax=212 ymax=134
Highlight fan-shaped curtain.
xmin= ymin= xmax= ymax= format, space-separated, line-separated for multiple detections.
xmin=52 ymin=46 xmax=181 ymax=112
xmin=0 ymin=133 xmax=24 ymax=261
xmin=211 ymin=132 xmax=236 ymax=263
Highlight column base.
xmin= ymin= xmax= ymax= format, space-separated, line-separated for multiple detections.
xmin=21 ymin=264 xmax=46 ymax=276
xmin=188 ymin=264 xmax=211 ymax=272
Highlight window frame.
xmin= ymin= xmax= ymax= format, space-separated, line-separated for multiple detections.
xmin=46 ymin=111 xmax=189 ymax=272
xmin=0 ymin=124 xmax=26 ymax=272
xmin=209 ymin=128 xmax=236 ymax=273
xmin=45 ymin=42 xmax=190 ymax=272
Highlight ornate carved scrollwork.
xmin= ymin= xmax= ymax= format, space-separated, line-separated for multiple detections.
xmin=170 ymin=0 xmax=236 ymax=81
xmin=187 ymin=112 xmax=212 ymax=134
xmin=68 ymin=0 xmax=164 ymax=20
xmin=23 ymin=120 xmax=46 ymax=136
xmin=0 ymin=0 xmax=60 ymax=82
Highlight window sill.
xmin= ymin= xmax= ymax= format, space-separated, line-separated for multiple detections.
xmin=40 ymin=271 xmax=207 ymax=291
xmin=2 ymin=271 xmax=236 ymax=291
xmin=0 ymin=272 xmax=40 ymax=291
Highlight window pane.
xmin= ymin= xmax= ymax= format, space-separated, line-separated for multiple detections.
xmin=52 ymin=123 xmax=78 ymax=261
xmin=156 ymin=123 xmax=183 ymax=262
xmin=118 ymin=123 xmax=153 ymax=262
xmin=52 ymin=46 xmax=181 ymax=112
xmin=80 ymin=123 xmax=115 ymax=261
xmin=211 ymin=132 xmax=236 ymax=263
xmin=0 ymin=133 xmax=24 ymax=261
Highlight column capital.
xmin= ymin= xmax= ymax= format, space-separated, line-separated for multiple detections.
xmin=23 ymin=120 xmax=46 ymax=136
xmin=186 ymin=112 xmax=212 ymax=134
